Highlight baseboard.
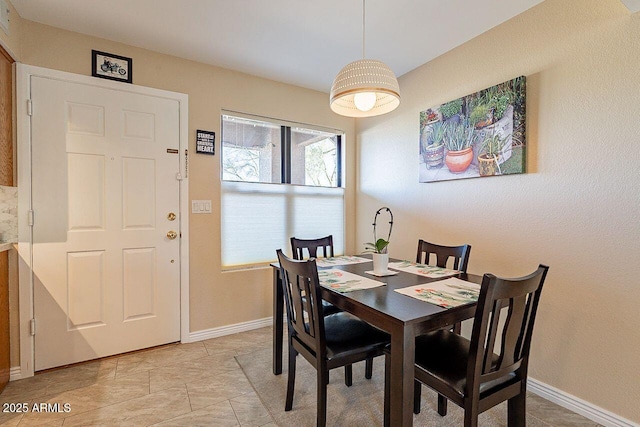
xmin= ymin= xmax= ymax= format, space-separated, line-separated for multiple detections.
xmin=528 ymin=377 xmax=638 ymax=427
xmin=9 ymin=366 xmax=22 ymax=381
xmin=8 ymin=318 xmax=273 ymax=380
xmin=189 ymin=317 xmax=272 ymax=342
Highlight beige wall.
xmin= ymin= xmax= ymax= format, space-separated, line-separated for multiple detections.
xmin=0 ymin=0 xmax=21 ymax=59
xmin=8 ymin=15 xmax=356 ymax=340
xmin=356 ymin=0 xmax=640 ymax=422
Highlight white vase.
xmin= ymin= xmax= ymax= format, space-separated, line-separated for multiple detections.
xmin=372 ymin=253 xmax=389 ymax=274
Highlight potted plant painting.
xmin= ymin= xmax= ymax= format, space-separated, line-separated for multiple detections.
xmin=439 ymin=98 xmax=463 ymax=121
xmin=364 ymin=207 xmax=393 ymax=274
xmin=421 ymin=121 xmax=445 ymax=169
xmin=419 ymin=76 xmax=526 ymax=183
xmin=470 ymin=103 xmax=494 ymax=129
xmin=444 ymin=119 xmax=478 ymax=173
xmin=477 ymin=131 xmax=511 ymax=176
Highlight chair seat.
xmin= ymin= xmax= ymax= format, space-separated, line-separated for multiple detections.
xmin=300 ymin=297 xmax=342 ymax=315
xmin=323 ymin=312 xmax=389 ymax=360
xmin=321 ymin=299 xmax=342 ymax=315
xmin=414 ymin=330 xmax=517 ymax=398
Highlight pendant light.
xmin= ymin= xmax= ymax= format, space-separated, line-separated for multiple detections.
xmin=330 ymin=0 xmax=400 ymax=117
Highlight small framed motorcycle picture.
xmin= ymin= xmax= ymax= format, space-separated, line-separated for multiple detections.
xmin=91 ymin=50 xmax=132 ymax=83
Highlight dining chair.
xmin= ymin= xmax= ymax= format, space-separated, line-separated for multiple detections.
xmin=384 ymin=264 xmax=549 ymax=427
xmin=291 ymin=235 xmax=334 ymax=260
xmin=416 ymin=239 xmax=471 ymax=273
xmin=276 ymin=250 xmax=390 ymax=427
xmin=290 ymin=236 xmax=342 ymax=316
xmin=417 ymin=239 xmax=471 ymax=338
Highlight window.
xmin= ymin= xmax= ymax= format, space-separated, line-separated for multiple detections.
xmin=221 ymin=112 xmax=344 ymax=269
xmin=290 ymin=127 xmax=339 ymax=187
xmin=222 ymin=116 xmax=282 ymax=183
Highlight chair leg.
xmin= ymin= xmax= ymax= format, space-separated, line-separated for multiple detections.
xmin=383 ymin=353 xmax=390 ymax=427
xmin=437 ymin=393 xmax=448 ymax=416
xmin=317 ymin=368 xmax=328 ymax=427
xmin=285 ymin=346 xmax=297 ymax=411
xmin=507 ymin=389 xmax=526 ymax=426
xmin=413 ymin=380 xmax=421 ymax=414
xmin=453 ymin=322 xmax=461 ymax=334
xmin=344 ymin=364 xmax=353 ymax=386
xmin=463 ymin=401 xmax=479 ymax=427
xmin=365 ymin=357 xmax=373 ymax=379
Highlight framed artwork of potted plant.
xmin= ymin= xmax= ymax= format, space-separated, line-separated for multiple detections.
xmin=419 ymin=76 xmax=526 ymax=183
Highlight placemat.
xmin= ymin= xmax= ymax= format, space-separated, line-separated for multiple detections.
xmin=388 ymin=260 xmax=461 ymax=278
xmin=318 ymin=269 xmax=385 ymax=293
xmin=394 ymin=277 xmax=480 ymax=308
xmin=315 ymin=255 xmax=371 ymax=267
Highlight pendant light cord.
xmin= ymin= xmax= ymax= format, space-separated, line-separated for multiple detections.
xmin=362 ymin=0 xmax=366 ymax=59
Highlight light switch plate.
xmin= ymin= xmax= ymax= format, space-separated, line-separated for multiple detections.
xmin=191 ymin=199 xmax=212 ymax=214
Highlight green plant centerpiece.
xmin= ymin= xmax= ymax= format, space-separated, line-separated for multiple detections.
xmin=478 ymin=131 xmax=511 ymax=176
xmin=364 ymin=238 xmax=390 ymax=254
xmin=421 ymin=121 xmax=446 ymax=169
xmin=364 ymin=207 xmax=393 ymax=274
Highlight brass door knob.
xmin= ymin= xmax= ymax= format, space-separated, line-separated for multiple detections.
xmin=166 ymin=230 xmax=178 ymax=240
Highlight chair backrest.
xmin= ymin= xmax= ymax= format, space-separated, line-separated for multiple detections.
xmin=467 ymin=265 xmax=549 ymax=394
xmin=290 ymin=235 xmax=334 ymax=260
xmin=276 ymin=249 xmax=326 ymax=357
xmin=416 ymin=239 xmax=471 ymax=272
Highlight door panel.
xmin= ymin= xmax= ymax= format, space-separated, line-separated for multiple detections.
xmin=67 ymin=251 xmax=105 ymax=329
xmin=31 ymin=76 xmax=181 ymax=370
xmin=68 ymin=153 xmax=105 ymax=230
xmin=123 ymin=248 xmax=156 ymax=321
xmin=122 ymin=157 xmax=156 ymax=229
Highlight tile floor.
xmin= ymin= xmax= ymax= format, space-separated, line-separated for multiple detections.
xmin=0 ymin=328 xmax=275 ymax=426
xmin=0 ymin=327 xmax=600 ymax=426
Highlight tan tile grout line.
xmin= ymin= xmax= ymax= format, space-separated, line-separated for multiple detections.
xmin=234 ymin=354 xmax=278 ymax=426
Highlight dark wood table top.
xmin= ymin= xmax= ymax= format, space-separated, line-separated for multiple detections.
xmin=316 ymin=258 xmax=482 ymax=326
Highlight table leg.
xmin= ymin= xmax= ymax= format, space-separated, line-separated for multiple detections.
xmin=387 ymin=326 xmax=415 ymax=427
xmin=272 ymin=267 xmax=283 ymax=375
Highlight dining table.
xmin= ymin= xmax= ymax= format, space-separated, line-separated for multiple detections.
xmin=271 ymin=254 xmax=483 ymax=427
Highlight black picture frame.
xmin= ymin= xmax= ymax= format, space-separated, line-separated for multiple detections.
xmin=91 ymin=50 xmax=132 ymax=83
xmin=196 ymin=130 xmax=215 ymax=155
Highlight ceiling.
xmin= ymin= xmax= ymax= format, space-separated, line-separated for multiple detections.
xmin=12 ymin=0 xmax=549 ymax=92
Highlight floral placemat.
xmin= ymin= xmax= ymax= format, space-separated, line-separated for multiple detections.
xmin=388 ymin=260 xmax=461 ymax=278
xmin=315 ymin=255 xmax=371 ymax=268
xmin=394 ymin=278 xmax=480 ymax=308
xmin=318 ymin=269 xmax=385 ymax=293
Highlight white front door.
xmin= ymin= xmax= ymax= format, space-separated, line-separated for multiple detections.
xmin=30 ymin=75 xmax=183 ymax=371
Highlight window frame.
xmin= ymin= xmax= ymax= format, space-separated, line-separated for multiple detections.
xmin=219 ymin=111 xmax=346 ymax=270
xmin=221 ymin=111 xmax=343 ymax=188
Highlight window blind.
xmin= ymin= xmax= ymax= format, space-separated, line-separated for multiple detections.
xmin=221 ymin=181 xmax=345 ymax=269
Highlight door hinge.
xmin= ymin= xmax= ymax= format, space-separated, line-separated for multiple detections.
xmin=30 ymin=318 xmax=36 ymax=336
xmin=28 ymin=210 xmax=34 ymax=226
xmin=27 ymin=99 xmax=32 ymax=116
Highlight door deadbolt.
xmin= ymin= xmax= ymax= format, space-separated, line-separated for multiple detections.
xmin=167 ymin=230 xmax=178 ymax=240
xmin=167 ymin=212 xmax=176 ymax=221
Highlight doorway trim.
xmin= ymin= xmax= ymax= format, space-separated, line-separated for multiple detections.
xmin=16 ymin=64 xmax=190 ymax=378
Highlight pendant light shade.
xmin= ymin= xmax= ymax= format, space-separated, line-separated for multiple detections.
xmin=330 ymin=59 xmax=400 ymax=117
xmin=329 ymin=0 xmax=400 ymax=118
